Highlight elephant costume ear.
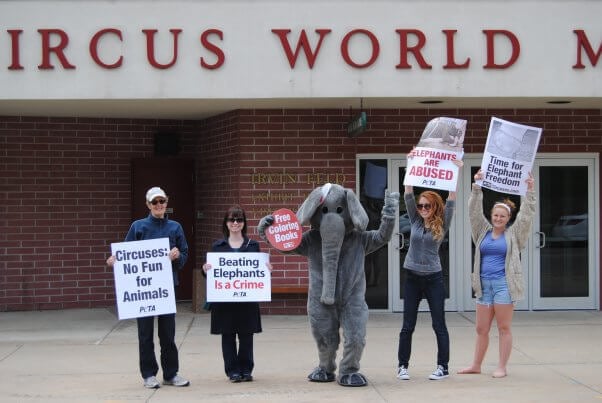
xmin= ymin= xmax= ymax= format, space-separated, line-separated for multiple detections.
xmin=296 ymin=186 xmax=327 ymax=226
xmin=346 ymin=188 xmax=369 ymax=231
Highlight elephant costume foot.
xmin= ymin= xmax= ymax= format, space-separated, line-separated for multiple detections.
xmin=307 ymin=367 xmax=335 ymax=382
xmin=338 ymin=372 xmax=368 ymax=387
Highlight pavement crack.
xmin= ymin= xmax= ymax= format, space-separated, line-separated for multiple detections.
xmin=94 ymin=320 xmax=122 ymax=345
xmin=0 ymin=344 xmax=23 ymax=362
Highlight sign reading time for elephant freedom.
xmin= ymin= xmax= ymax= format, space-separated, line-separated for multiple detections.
xmin=478 ymin=117 xmax=542 ymax=196
xmin=206 ymin=252 xmax=271 ymax=302
xmin=404 ymin=117 xmax=466 ymax=191
xmin=111 ymin=238 xmax=176 ymax=320
xmin=265 ymin=208 xmax=302 ymax=251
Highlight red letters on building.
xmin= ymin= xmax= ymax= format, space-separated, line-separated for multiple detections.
xmin=573 ymin=30 xmax=602 ymax=68
xmin=483 ymin=30 xmax=520 ymax=69
xmin=340 ymin=29 xmax=380 ymax=68
xmin=89 ymin=28 xmax=124 ymax=69
xmin=271 ymin=29 xmax=332 ymax=68
xmin=395 ymin=29 xmax=432 ymax=69
xmin=200 ymin=29 xmax=225 ymax=69
xmin=1 ymin=26 xmax=596 ymax=72
xmin=443 ymin=30 xmax=470 ymax=69
xmin=7 ymin=29 xmax=23 ymax=70
xmin=38 ymin=29 xmax=76 ymax=69
xmin=143 ymin=29 xmax=182 ymax=69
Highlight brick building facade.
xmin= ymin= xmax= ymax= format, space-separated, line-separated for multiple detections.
xmin=2 ymin=108 xmax=600 ymax=313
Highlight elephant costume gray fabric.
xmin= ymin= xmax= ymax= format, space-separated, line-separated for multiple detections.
xmin=257 ymin=183 xmax=399 ymax=386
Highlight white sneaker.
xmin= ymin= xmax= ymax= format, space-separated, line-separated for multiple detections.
xmin=143 ymin=376 xmax=160 ymax=389
xmin=396 ymin=366 xmax=410 ymax=380
xmin=163 ymin=374 xmax=190 ymax=387
xmin=429 ymin=365 xmax=449 ymax=380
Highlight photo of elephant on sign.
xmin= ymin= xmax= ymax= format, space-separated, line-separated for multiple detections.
xmin=257 ymin=183 xmax=399 ymax=387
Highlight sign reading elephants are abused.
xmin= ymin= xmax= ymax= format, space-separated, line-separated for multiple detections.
xmin=111 ymin=238 xmax=176 ymax=320
xmin=264 ymin=208 xmax=302 ymax=251
xmin=206 ymin=252 xmax=271 ymax=302
xmin=478 ymin=117 xmax=542 ymax=195
xmin=404 ymin=117 xmax=466 ymax=191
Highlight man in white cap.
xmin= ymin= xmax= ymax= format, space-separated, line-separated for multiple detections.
xmin=106 ymin=186 xmax=190 ymax=388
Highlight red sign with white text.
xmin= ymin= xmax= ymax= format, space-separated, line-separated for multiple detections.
xmin=266 ymin=208 xmax=302 ymax=251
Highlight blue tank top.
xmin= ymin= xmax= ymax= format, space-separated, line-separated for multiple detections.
xmin=479 ymin=231 xmax=507 ymax=280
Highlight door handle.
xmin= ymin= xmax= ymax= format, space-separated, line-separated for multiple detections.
xmin=535 ymin=231 xmax=546 ymax=248
xmin=397 ymin=232 xmax=406 ymax=250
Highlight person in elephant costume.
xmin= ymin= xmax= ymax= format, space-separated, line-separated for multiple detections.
xmin=257 ymin=183 xmax=399 ymax=387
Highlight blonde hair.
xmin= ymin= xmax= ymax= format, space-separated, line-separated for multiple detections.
xmin=418 ymin=191 xmax=445 ymax=241
xmin=491 ymin=198 xmax=516 ymax=217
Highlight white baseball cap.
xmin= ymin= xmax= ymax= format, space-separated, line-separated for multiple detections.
xmin=146 ymin=187 xmax=167 ymax=202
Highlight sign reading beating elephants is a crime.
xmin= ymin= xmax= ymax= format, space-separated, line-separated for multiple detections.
xmin=111 ymin=238 xmax=176 ymax=320
xmin=206 ymin=252 xmax=271 ymax=302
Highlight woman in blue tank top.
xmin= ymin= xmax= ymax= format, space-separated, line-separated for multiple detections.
xmin=459 ymin=169 xmax=535 ymax=378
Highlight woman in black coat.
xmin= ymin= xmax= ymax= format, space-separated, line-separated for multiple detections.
xmin=202 ymin=206 xmax=267 ymax=382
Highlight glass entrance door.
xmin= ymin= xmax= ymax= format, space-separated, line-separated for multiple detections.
xmin=361 ymin=154 xmax=598 ymax=312
xmin=532 ymin=159 xmax=597 ymax=309
xmin=391 ymin=159 xmax=458 ymax=312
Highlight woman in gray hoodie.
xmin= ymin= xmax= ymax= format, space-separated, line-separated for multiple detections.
xmin=397 ymin=184 xmax=456 ymax=382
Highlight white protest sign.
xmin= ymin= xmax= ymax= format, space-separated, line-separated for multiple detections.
xmin=404 ymin=147 xmax=464 ymax=191
xmin=111 ymin=237 xmax=176 ymax=320
xmin=478 ymin=117 xmax=542 ymax=195
xmin=404 ymin=117 xmax=466 ymax=191
xmin=206 ymin=252 xmax=271 ymax=302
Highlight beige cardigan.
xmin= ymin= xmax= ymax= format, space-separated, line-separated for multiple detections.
xmin=468 ymin=184 xmax=536 ymax=301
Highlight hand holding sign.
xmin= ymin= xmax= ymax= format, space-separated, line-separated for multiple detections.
xmin=264 ymin=208 xmax=302 ymax=251
xmin=110 ymin=238 xmax=176 ymax=320
xmin=403 ymin=117 xmax=466 ymax=192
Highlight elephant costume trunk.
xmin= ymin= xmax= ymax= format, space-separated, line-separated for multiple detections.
xmin=319 ymin=214 xmax=345 ymax=305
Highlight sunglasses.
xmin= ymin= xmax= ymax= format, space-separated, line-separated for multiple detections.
xmin=416 ymin=203 xmax=432 ymax=211
xmin=227 ymin=217 xmax=244 ymax=223
xmin=150 ymin=199 xmax=167 ymax=205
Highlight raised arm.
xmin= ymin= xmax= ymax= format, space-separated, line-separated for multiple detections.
xmin=447 ymin=158 xmax=464 ymax=201
xmin=512 ymin=172 xmax=536 ymax=249
xmin=468 ymin=169 xmax=490 ymax=243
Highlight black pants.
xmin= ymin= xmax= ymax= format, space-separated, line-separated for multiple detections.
xmin=221 ymin=333 xmax=254 ymax=376
xmin=398 ymin=271 xmax=449 ymax=369
xmin=137 ymin=313 xmax=179 ymax=380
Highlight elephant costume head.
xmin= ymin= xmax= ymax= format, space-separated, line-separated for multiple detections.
xmin=296 ymin=183 xmax=369 ymax=305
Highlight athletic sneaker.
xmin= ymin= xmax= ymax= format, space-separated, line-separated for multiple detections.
xmin=429 ymin=365 xmax=449 ymax=380
xmin=143 ymin=376 xmax=160 ymax=389
xmin=396 ymin=366 xmax=410 ymax=380
xmin=163 ymin=374 xmax=190 ymax=387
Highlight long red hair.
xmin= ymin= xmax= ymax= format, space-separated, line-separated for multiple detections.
xmin=418 ymin=191 xmax=445 ymax=241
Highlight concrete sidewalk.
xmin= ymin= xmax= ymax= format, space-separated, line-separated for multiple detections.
xmin=1 ymin=304 xmax=601 ymax=402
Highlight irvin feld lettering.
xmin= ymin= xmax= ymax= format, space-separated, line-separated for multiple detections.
xmin=2 ymin=28 xmax=599 ymax=70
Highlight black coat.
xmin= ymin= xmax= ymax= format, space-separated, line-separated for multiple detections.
xmin=209 ymin=237 xmax=263 ymax=335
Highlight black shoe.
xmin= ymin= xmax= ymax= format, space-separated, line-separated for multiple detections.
xmin=242 ymin=373 xmax=253 ymax=382
xmin=229 ymin=373 xmax=242 ymax=383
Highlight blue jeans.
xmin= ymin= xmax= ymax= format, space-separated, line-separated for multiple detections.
xmin=397 ymin=270 xmax=449 ymax=369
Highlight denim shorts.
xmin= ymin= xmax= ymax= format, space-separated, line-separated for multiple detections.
xmin=477 ymin=276 xmax=513 ymax=306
